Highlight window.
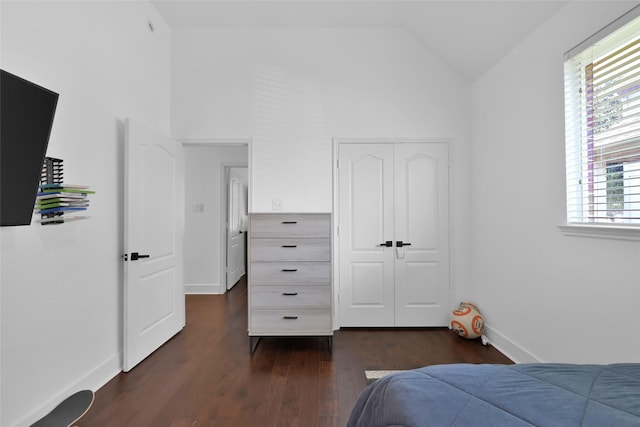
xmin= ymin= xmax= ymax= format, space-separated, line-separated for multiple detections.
xmin=564 ymin=7 xmax=640 ymax=226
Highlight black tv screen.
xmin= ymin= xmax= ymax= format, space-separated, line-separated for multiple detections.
xmin=1 ymin=70 xmax=59 ymax=226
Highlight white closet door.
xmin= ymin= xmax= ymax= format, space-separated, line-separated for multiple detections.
xmin=393 ymin=142 xmax=450 ymax=326
xmin=338 ymin=143 xmax=395 ymax=326
xmin=338 ymin=141 xmax=450 ymax=327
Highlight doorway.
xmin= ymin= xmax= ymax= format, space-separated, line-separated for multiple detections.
xmin=183 ymin=142 xmax=249 ymax=295
xmin=336 ymin=140 xmax=451 ymax=327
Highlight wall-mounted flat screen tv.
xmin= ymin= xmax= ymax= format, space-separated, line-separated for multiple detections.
xmin=1 ymin=70 xmax=59 ymax=226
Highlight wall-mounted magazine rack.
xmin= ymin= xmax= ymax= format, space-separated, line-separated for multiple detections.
xmin=36 ymin=157 xmax=94 ymax=225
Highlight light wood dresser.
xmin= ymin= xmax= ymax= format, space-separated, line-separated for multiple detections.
xmin=248 ymin=213 xmax=332 ymax=353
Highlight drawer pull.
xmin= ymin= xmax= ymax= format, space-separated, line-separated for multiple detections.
xmin=283 ymin=315 xmax=298 ymax=320
xmin=282 ymin=221 xmax=298 ymax=224
xmin=281 ymin=245 xmax=298 ymax=248
xmin=282 ymin=268 xmax=298 ymax=272
xmin=282 ymin=292 xmax=298 ymax=296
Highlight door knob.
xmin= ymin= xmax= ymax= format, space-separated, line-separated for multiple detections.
xmin=379 ymin=241 xmax=393 ymax=247
xmin=396 ymin=241 xmax=412 ymax=247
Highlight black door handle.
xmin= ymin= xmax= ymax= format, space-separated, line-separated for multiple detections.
xmin=396 ymin=241 xmax=412 ymax=247
xmin=379 ymin=241 xmax=393 ymax=247
xmin=131 ymin=252 xmax=150 ymax=261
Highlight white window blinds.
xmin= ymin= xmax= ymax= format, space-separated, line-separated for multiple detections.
xmin=565 ymin=8 xmax=640 ymax=225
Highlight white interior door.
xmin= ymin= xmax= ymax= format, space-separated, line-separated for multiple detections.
xmin=226 ymin=167 xmax=245 ymax=289
xmin=123 ymin=118 xmax=185 ymax=372
xmin=338 ymin=141 xmax=450 ymax=327
xmin=393 ymin=143 xmax=450 ymax=326
xmin=338 ymin=143 xmax=395 ymax=326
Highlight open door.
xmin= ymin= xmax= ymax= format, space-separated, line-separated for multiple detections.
xmin=123 ymin=118 xmax=185 ymax=372
xmin=226 ymin=167 xmax=247 ymax=290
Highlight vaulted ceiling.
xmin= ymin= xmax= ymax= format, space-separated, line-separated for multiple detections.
xmin=152 ymin=0 xmax=568 ymax=82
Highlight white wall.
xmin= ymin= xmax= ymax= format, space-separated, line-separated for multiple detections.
xmin=471 ymin=1 xmax=640 ymax=364
xmin=184 ymin=145 xmax=248 ymax=294
xmin=3 ymin=2 xmax=637 ymax=425
xmin=0 ymin=2 xmax=171 ymax=425
xmin=172 ymin=27 xmax=474 ymax=304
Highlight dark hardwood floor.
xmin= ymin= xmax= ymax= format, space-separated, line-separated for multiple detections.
xmin=81 ymin=277 xmax=512 ymax=426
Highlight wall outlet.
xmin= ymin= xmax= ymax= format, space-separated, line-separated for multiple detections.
xmin=272 ymin=198 xmax=283 ymax=211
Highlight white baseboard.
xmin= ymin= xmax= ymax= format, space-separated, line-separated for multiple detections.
xmin=17 ymin=353 xmax=121 ymax=427
xmin=185 ymin=282 xmax=224 ymax=294
xmin=482 ymin=324 xmax=543 ymax=364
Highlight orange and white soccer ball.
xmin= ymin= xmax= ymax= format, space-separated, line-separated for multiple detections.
xmin=451 ymin=302 xmax=484 ymax=339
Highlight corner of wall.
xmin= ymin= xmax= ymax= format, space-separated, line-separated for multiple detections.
xmin=483 ymin=324 xmax=543 ymax=364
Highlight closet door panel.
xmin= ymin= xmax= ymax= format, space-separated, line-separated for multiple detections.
xmin=338 ymin=143 xmax=395 ymax=327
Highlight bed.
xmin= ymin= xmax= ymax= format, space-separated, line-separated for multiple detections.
xmin=347 ymin=363 xmax=640 ymax=426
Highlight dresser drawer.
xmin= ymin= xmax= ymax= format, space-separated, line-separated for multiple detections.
xmin=250 ymin=239 xmax=330 ymax=261
xmin=249 ymin=262 xmax=330 ymax=286
xmin=251 ymin=286 xmax=330 ymax=309
xmin=250 ymin=214 xmax=330 ymax=238
xmin=250 ymin=309 xmax=331 ymax=335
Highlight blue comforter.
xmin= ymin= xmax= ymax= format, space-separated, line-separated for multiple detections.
xmin=347 ymin=363 xmax=640 ymax=426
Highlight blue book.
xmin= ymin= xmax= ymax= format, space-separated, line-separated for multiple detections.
xmin=37 ymin=206 xmax=88 ymax=214
xmin=39 ymin=183 xmax=89 ymax=190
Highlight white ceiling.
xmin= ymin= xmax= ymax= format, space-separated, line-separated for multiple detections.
xmin=151 ymin=0 xmax=569 ymax=82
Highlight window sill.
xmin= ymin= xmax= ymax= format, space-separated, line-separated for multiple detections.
xmin=558 ymin=224 xmax=640 ymax=241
